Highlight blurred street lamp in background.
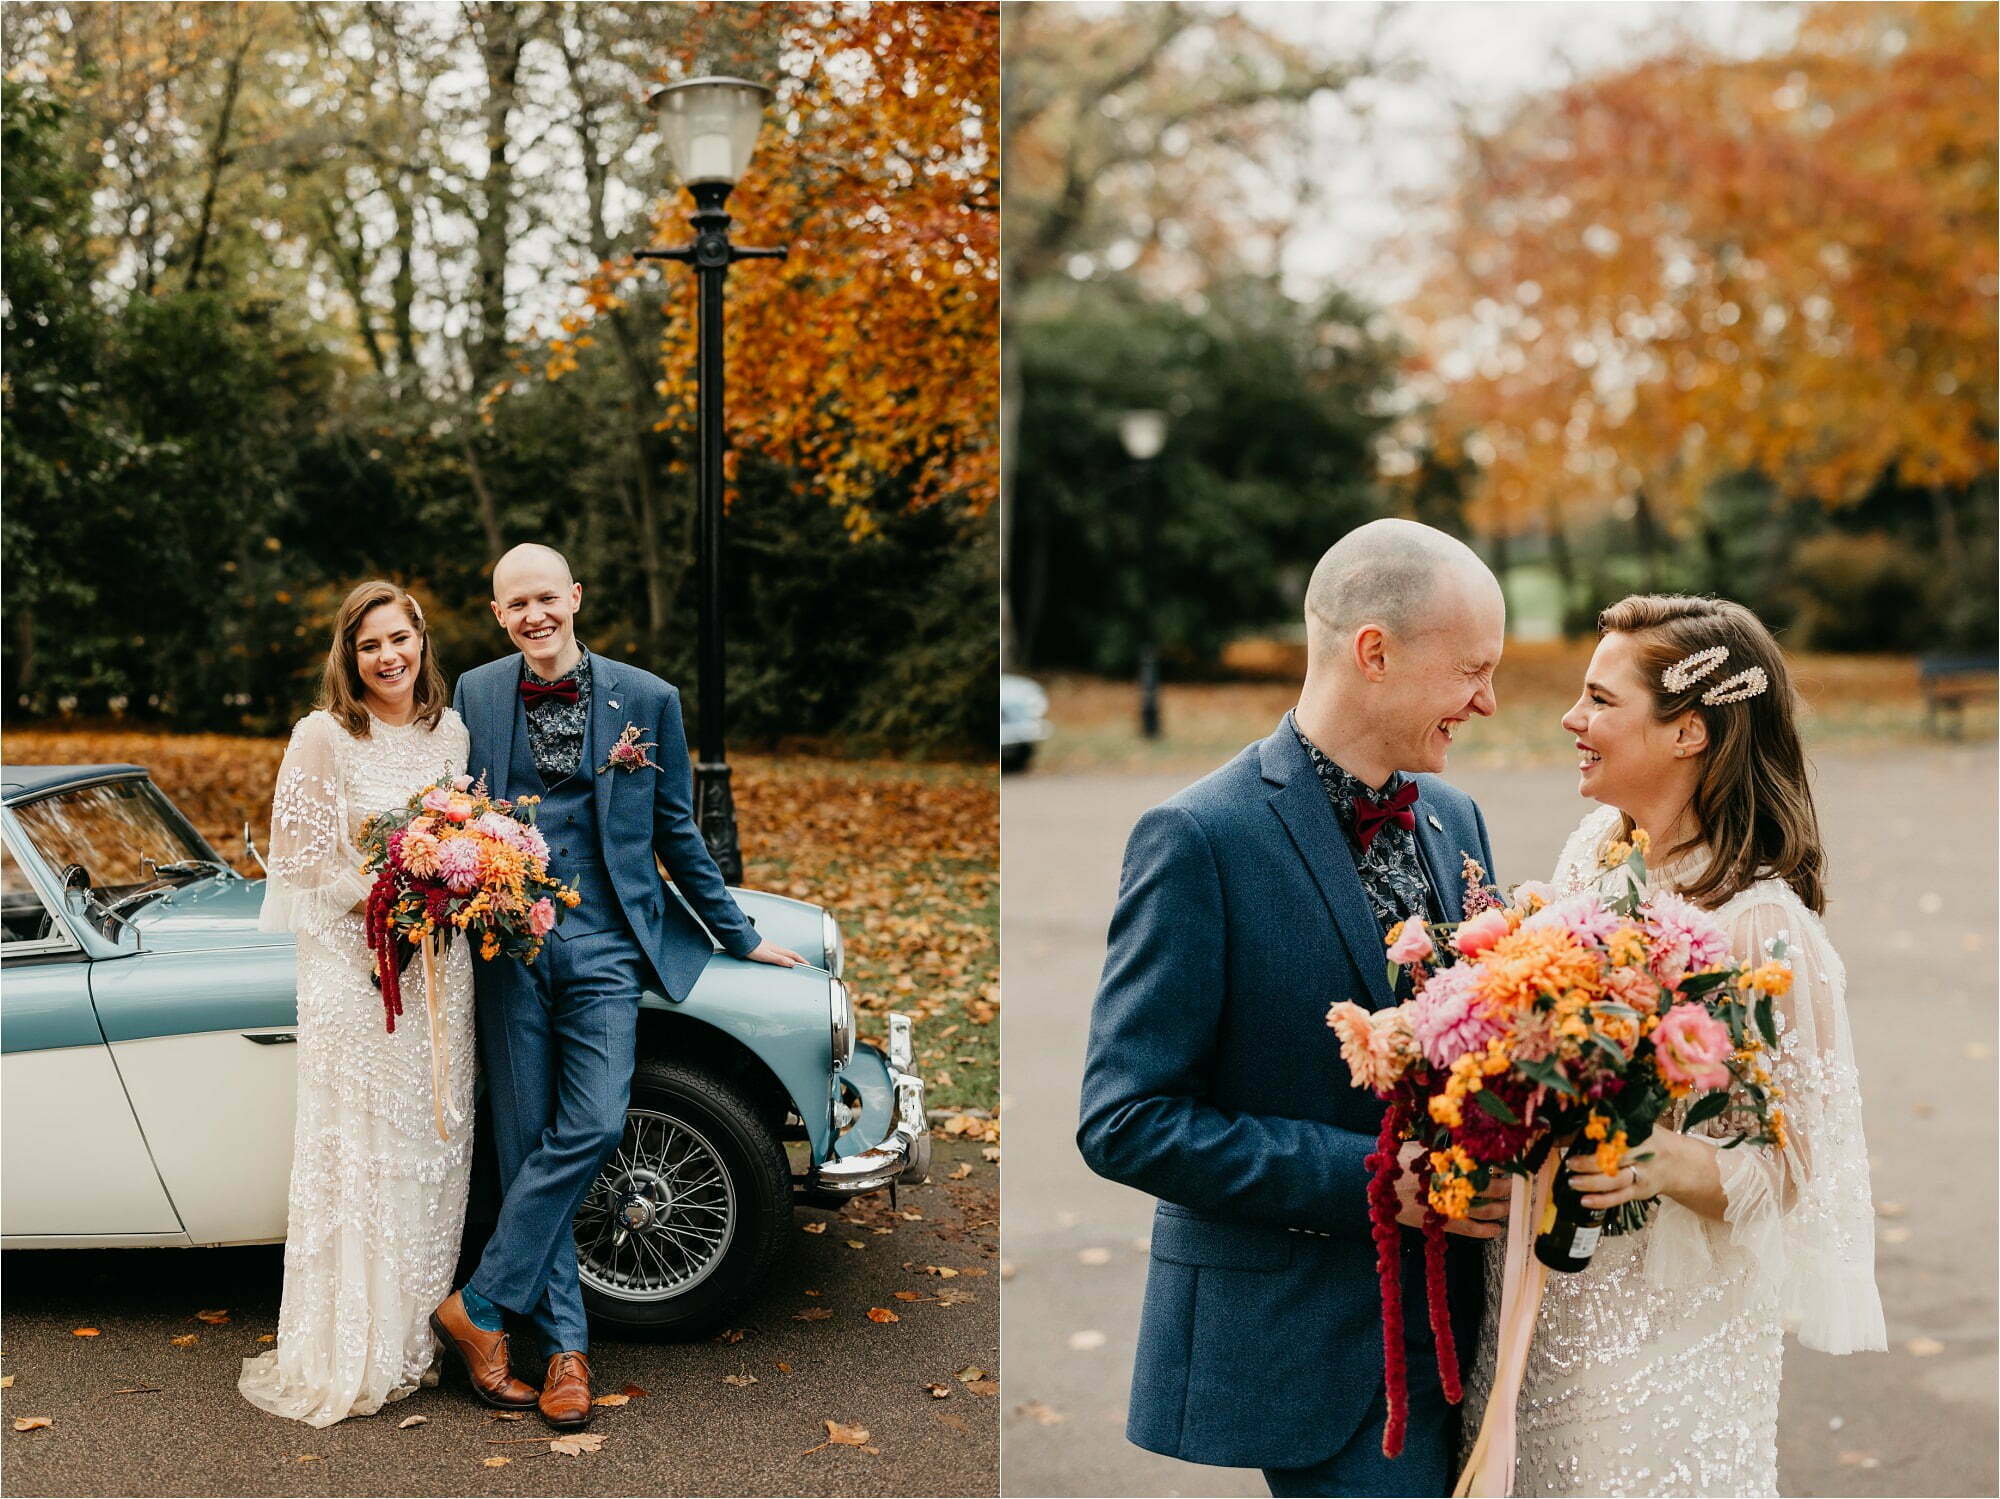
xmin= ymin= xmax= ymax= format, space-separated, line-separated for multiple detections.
xmin=638 ymin=77 xmax=786 ymax=884
xmin=1118 ymin=409 xmax=1169 ymax=741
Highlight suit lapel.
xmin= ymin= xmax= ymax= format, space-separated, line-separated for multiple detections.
xmin=502 ymin=669 xmax=536 ymax=798
xmin=1261 ymin=723 xmax=1395 ymax=1010
xmin=1411 ymin=786 xmax=1466 ymax=927
xmin=590 ymin=659 xmax=619 ymax=835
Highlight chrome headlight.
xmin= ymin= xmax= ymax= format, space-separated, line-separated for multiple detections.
xmin=828 ymin=976 xmax=855 ymax=1070
xmin=821 ymin=908 xmax=844 ymax=978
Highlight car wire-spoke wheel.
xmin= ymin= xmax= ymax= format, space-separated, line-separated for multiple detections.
xmin=576 ymin=1109 xmax=737 ymax=1300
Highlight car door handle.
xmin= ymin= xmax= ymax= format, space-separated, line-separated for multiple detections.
xmin=242 ymin=1033 xmax=297 ymax=1046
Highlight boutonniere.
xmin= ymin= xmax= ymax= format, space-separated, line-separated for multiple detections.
xmin=598 ymin=723 xmax=661 ymax=774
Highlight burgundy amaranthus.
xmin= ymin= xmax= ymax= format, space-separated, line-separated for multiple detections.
xmin=1365 ymin=1101 xmax=1411 ymax=1458
xmin=364 ymin=869 xmax=408 ymax=1033
xmin=1422 ymin=1203 xmax=1463 ymax=1403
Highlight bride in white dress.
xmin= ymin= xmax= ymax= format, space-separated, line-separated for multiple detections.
xmin=1466 ymin=594 xmax=1885 ymax=1497
xmin=240 ymin=581 xmax=476 ymax=1427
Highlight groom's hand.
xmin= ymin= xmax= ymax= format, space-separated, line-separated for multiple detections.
xmin=744 ymin=937 xmax=806 ymax=968
xmin=1394 ymin=1141 xmax=1509 ymax=1238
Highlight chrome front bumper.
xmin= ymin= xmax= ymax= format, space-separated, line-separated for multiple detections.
xmin=808 ymin=1013 xmax=932 ymax=1196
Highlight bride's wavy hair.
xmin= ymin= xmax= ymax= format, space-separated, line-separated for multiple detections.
xmin=319 ymin=580 xmax=448 ymax=738
xmin=1597 ymin=594 xmax=1825 ymax=914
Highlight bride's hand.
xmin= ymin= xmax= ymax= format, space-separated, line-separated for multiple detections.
xmin=1567 ymin=1133 xmax=1678 ymax=1210
xmin=1395 ymin=1141 xmax=1508 ymax=1238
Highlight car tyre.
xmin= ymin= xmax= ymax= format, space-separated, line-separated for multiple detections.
xmin=576 ymin=1057 xmax=791 ymax=1340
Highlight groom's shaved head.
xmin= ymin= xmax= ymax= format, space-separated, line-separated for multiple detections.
xmin=491 ymin=543 xmax=575 ymax=599
xmin=1305 ymin=519 xmax=1496 ymax=649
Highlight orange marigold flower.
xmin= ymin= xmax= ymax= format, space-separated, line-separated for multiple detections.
xmin=1593 ymin=1130 xmax=1628 ymax=1177
xmin=1607 ymin=925 xmax=1647 ymax=968
xmin=1584 ymin=1112 xmax=1609 ymax=1142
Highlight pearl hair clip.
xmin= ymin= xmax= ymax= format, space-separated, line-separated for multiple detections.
xmin=1661 ymin=645 xmax=1767 ymax=704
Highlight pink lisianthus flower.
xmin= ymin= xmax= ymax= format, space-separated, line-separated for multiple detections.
xmin=442 ymin=792 xmax=475 ymax=824
xmin=1326 ymin=1001 xmax=1418 ymax=1094
xmin=1386 ymin=918 xmax=1436 ymax=966
xmin=1602 ymin=963 xmax=1660 ymax=1016
xmin=528 ymin=897 xmax=557 ymax=937
xmin=1641 ymin=890 xmax=1732 ymax=988
xmin=436 ymin=835 xmax=483 ymax=894
xmin=1522 ymin=893 xmax=1620 ymax=948
xmin=421 ymin=787 xmax=455 ymax=816
xmin=1652 ymin=1003 xmax=1733 ymax=1093
xmin=451 ymin=774 xmax=475 ymax=791
xmin=1452 ymin=907 xmax=1512 ymax=959
xmin=1408 ymin=963 xmax=1503 ymax=1070
xmin=1509 ymin=879 xmax=1558 ymax=912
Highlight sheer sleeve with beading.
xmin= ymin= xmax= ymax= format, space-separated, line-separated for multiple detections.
xmin=1643 ymin=887 xmax=1887 ymax=1354
xmin=259 ymin=713 xmax=371 ymax=939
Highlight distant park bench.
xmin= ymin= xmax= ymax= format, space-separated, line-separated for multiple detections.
xmin=1919 ymin=654 xmax=1998 ymax=737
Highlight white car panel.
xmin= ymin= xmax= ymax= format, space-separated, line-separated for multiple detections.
xmin=1 ymin=1045 xmax=183 ymax=1236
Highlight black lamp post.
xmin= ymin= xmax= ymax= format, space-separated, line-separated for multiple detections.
xmin=637 ymin=76 xmax=785 ymax=885
xmin=1118 ymin=409 xmax=1169 ymax=741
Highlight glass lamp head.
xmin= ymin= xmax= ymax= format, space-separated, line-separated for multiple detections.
xmin=650 ymin=76 xmax=773 ymax=187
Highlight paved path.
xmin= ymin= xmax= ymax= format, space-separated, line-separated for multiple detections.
xmin=1000 ymin=744 xmax=1998 ymax=1498
xmin=2 ymin=1142 xmax=997 ymax=1497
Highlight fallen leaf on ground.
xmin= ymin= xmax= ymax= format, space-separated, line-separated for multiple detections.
xmin=1838 ymin=1451 xmax=1882 ymax=1469
xmin=714 ymin=1329 xmax=746 ymax=1344
xmin=1875 ymin=1202 xmax=1906 ymax=1218
xmin=13 ymin=1418 xmax=52 ymax=1432
xmin=169 ymin=1335 xmax=198 ymax=1347
xmin=892 ymin=1291 xmax=929 ymax=1302
xmin=955 ymin=1366 xmax=987 ymax=1383
xmin=948 ymin=1163 xmax=972 ymax=1180
xmin=867 ymin=1308 xmax=901 ymax=1324
xmin=845 ymin=1240 xmax=866 ymax=1250
xmin=982 ymin=1146 xmax=1000 ymax=1162
xmin=487 ymin=1411 xmax=524 ymax=1422
xmin=0 ymin=1375 xmax=13 ymax=1388
xmin=1016 ymin=1400 xmax=1066 ymax=1425
xmin=802 ymin=1222 xmax=827 ymax=1235
xmin=966 ymin=1379 xmax=999 ymax=1396
xmin=1907 ymin=1336 xmax=1946 ymax=1357
xmin=722 ymin=1374 xmax=758 ymax=1387
xmin=550 ymin=1432 xmax=606 ymax=1457
xmin=924 ymin=1383 xmax=952 ymax=1399
xmin=195 ymin=1310 xmax=231 ymax=1325
xmin=933 ymin=1411 xmax=968 ymax=1432
xmin=591 ymin=1393 xmax=630 ymax=1408
xmin=397 ymin=1415 xmax=427 ymax=1429
xmin=1078 ymin=1247 xmax=1112 ymax=1266
xmin=70 ymin=1328 xmax=100 ymax=1338
xmin=256 ymin=1334 xmax=275 ymax=1344
xmin=956 ymin=1267 xmax=988 ymax=1277
xmin=927 ymin=1266 xmax=960 ymax=1279
xmin=804 ymin=1289 xmax=821 ymax=1296
xmin=935 ymin=1290 xmax=976 ymax=1306
xmin=619 ymin=1384 xmax=648 ymax=1399
xmin=898 ymin=1210 xmax=924 ymax=1221
xmin=775 ymin=1362 xmax=792 ymax=1373
xmin=482 ymin=1457 xmax=511 ymax=1468
xmin=794 ymin=1308 xmax=833 ymax=1321
xmin=296 ymin=1455 xmax=321 ymax=1463
xmin=1068 ymin=1330 xmax=1107 ymax=1351
xmin=804 ymin=1418 xmax=872 ymax=1455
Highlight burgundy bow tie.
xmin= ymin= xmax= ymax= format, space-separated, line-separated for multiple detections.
xmin=1351 ymin=780 xmax=1419 ymax=853
xmin=520 ymin=677 xmax=580 ymax=707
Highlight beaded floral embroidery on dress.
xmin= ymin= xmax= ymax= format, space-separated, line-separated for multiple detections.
xmin=238 ymin=709 xmax=476 ymax=1428
xmin=1462 ymin=804 xmax=1884 ymax=1496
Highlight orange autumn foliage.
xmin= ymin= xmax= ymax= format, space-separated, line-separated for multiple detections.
xmin=1414 ymin=1 xmax=1997 ymax=535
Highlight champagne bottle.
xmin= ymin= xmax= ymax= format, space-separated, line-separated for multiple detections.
xmin=1534 ymin=1151 xmax=1607 ymax=1273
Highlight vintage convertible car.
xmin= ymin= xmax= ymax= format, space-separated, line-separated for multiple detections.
xmin=0 ymin=763 xmax=928 ymax=1337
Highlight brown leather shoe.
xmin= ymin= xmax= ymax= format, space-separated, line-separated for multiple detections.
xmin=539 ymin=1351 xmax=593 ymax=1429
xmin=430 ymin=1291 xmax=538 ymax=1409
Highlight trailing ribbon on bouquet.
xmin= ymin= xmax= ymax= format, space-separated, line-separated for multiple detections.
xmin=419 ymin=933 xmax=456 ymax=1144
xmin=1453 ymin=1154 xmax=1560 ymax=1498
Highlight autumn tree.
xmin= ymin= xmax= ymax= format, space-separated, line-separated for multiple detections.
xmin=1414 ymin=1 xmax=1997 ymax=584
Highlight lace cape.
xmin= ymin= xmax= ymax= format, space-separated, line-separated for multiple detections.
xmin=1552 ymin=805 xmax=1885 ymax=1354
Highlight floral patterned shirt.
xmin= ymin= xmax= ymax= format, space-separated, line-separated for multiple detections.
xmin=522 ymin=647 xmax=592 ymax=784
xmin=1289 ymin=712 xmax=1433 ymax=940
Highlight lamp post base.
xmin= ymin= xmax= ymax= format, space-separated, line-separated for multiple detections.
xmin=694 ymin=760 xmax=744 ymax=886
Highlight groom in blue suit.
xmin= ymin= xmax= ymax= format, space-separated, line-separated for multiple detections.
xmin=432 ymin=544 xmax=801 ymax=1427
xmin=1079 ymin=520 xmax=1512 ymax=1497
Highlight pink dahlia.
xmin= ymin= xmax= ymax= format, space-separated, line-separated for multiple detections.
xmin=1641 ymin=890 xmax=1732 ymax=988
xmin=436 ymin=834 xmax=483 ymax=893
xmin=1408 ymin=963 xmax=1502 ymax=1070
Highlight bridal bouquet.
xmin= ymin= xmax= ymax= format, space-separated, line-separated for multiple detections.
xmin=357 ymin=776 xmax=580 ymax=1136
xmin=1326 ymin=839 xmax=1791 ymax=1469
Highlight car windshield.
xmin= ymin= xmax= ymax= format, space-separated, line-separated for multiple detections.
xmin=12 ymin=779 xmax=220 ymax=908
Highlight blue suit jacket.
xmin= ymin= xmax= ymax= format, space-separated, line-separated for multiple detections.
xmin=452 ymin=653 xmax=758 ymax=1002
xmin=1077 ymin=715 xmax=1497 ymax=1471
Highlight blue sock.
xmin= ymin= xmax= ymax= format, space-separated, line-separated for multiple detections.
xmin=459 ymin=1284 xmax=505 ymax=1332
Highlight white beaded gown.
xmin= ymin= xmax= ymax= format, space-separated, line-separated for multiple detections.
xmin=1464 ymin=805 xmax=1886 ymax=1497
xmin=239 ymin=709 xmax=477 ymax=1427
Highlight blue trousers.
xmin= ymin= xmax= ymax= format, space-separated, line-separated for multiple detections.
xmin=468 ymin=928 xmax=643 ymax=1356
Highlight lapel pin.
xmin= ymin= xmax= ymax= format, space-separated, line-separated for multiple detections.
xmin=609 ymin=699 xmax=619 ymax=710
xmin=1427 ymin=814 xmax=1444 ymax=832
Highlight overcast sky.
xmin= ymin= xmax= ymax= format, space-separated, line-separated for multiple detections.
xmin=1232 ymin=1 xmax=1802 ymax=307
